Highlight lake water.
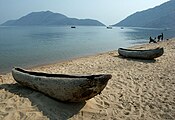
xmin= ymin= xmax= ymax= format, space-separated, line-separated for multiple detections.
xmin=0 ymin=26 xmax=174 ymax=73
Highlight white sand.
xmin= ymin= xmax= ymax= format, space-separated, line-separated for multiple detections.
xmin=0 ymin=39 xmax=175 ymax=120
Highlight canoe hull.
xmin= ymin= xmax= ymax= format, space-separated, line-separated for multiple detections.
xmin=118 ymin=47 xmax=164 ymax=59
xmin=12 ymin=68 xmax=112 ymax=102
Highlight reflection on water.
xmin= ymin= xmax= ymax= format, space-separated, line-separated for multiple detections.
xmin=0 ymin=26 xmax=174 ymax=73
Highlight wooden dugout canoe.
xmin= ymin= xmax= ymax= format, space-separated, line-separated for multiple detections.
xmin=12 ymin=67 xmax=112 ymax=102
xmin=118 ymin=47 xmax=164 ymax=60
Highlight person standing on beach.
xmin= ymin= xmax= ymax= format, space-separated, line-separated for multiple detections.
xmin=157 ymin=33 xmax=164 ymax=41
xmin=161 ymin=33 xmax=164 ymax=40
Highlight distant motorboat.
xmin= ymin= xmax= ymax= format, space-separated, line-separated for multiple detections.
xmin=106 ymin=26 xmax=112 ymax=29
xmin=71 ymin=26 xmax=76 ymax=28
xmin=120 ymin=27 xmax=124 ymax=29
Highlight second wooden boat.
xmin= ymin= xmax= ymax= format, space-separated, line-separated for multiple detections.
xmin=118 ymin=47 xmax=164 ymax=59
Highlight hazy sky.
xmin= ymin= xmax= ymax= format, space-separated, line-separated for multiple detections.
xmin=0 ymin=0 xmax=170 ymax=25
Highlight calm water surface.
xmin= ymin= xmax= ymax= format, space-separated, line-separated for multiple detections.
xmin=0 ymin=26 xmax=174 ymax=73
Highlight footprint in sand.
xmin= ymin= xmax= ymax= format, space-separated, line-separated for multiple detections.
xmin=160 ymin=113 xmax=174 ymax=120
xmin=103 ymin=101 xmax=110 ymax=108
xmin=0 ymin=93 xmax=9 ymax=100
xmin=0 ymin=111 xmax=8 ymax=119
xmin=5 ymin=106 xmax=14 ymax=111
xmin=108 ymin=94 xmax=116 ymax=102
xmin=0 ymin=103 xmax=7 ymax=108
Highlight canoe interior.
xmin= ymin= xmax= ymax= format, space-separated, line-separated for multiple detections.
xmin=14 ymin=68 xmax=103 ymax=78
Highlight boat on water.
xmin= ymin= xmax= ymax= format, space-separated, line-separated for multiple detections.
xmin=106 ymin=26 xmax=112 ymax=29
xmin=118 ymin=47 xmax=164 ymax=59
xmin=71 ymin=26 xmax=76 ymax=28
xmin=12 ymin=67 xmax=112 ymax=102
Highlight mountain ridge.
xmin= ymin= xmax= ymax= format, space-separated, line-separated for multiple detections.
xmin=1 ymin=11 xmax=105 ymax=26
xmin=113 ymin=0 xmax=175 ymax=28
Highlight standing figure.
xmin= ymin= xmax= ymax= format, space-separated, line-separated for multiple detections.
xmin=157 ymin=33 xmax=164 ymax=42
xmin=157 ymin=35 xmax=161 ymax=42
xmin=161 ymin=33 xmax=163 ymax=40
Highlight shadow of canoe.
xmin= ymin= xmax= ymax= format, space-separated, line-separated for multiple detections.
xmin=116 ymin=55 xmax=156 ymax=63
xmin=0 ymin=83 xmax=86 ymax=120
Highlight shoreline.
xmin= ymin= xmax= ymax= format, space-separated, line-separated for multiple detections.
xmin=0 ymin=40 xmax=151 ymax=75
xmin=0 ymin=39 xmax=175 ymax=119
xmin=0 ymin=50 xmax=116 ymax=75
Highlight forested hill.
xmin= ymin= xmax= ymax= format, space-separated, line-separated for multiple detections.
xmin=1 ymin=11 xmax=105 ymax=26
xmin=114 ymin=0 xmax=175 ymax=28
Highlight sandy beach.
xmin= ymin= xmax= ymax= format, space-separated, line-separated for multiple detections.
xmin=0 ymin=39 xmax=175 ymax=120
